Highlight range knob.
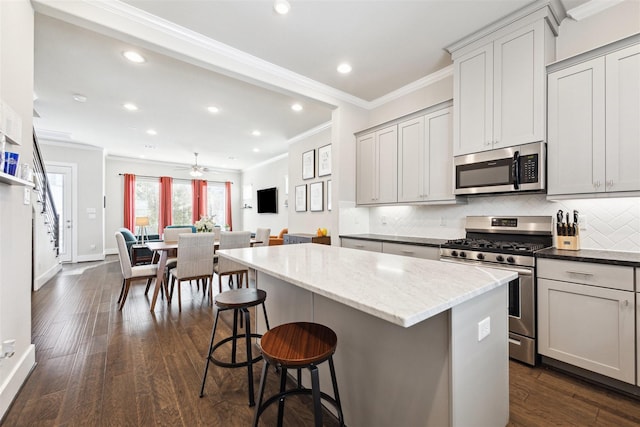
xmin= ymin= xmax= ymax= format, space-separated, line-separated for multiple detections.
xmin=477 ymin=253 xmax=485 ymax=260
xmin=459 ymin=252 xmax=467 ymax=258
xmin=451 ymin=250 xmax=458 ymax=257
xmin=496 ymin=255 xmax=504 ymax=262
xmin=507 ymin=256 xmax=515 ymax=264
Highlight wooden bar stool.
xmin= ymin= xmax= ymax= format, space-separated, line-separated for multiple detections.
xmin=252 ymin=322 xmax=344 ymax=427
xmin=200 ymin=288 xmax=270 ymax=406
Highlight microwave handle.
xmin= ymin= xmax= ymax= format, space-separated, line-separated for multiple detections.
xmin=512 ymin=151 xmax=520 ymax=190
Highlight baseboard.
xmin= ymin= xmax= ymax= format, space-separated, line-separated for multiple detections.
xmin=104 ymin=248 xmax=117 ymax=256
xmin=0 ymin=344 xmax=36 ymax=420
xmin=76 ymin=253 xmax=106 ymax=262
xmin=34 ymin=262 xmax=62 ymax=291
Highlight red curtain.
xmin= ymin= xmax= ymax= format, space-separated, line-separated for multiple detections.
xmin=159 ymin=176 xmax=173 ymax=232
xmin=123 ymin=174 xmax=136 ymax=231
xmin=225 ymin=181 xmax=232 ymax=231
xmin=192 ymin=179 xmax=208 ymax=224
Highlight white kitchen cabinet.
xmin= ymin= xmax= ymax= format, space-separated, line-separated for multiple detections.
xmin=452 ymin=21 xmax=551 ymax=156
xmin=381 ymin=242 xmax=439 ymax=260
xmin=548 ymin=40 xmax=640 ymax=196
xmin=340 ymin=238 xmax=382 ymax=252
xmin=398 ymin=107 xmax=454 ymax=203
xmin=537 ymin=259 xmax=635 ymax=384
xmin=356 ymin=125 xmax=397 ymax=205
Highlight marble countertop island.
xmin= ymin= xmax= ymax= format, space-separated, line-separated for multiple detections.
xmin=217 ymin=243 xmax=516 ymax=328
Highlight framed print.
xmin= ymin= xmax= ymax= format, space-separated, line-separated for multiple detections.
xmin=318 ymin=144 xmax=332 ymax=177
xmin=310 ymin=181 xmax=323 ymax=212
xmin=302 ymin=149 xmax=315 ymax=180
xmin=327 ymin=180 xmax=332 ymax=211
xmin=295 ymin=185 xmax=307 ymax=212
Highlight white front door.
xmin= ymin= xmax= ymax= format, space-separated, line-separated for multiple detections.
xmin=46 ymin=164 xmax=75 ymax=263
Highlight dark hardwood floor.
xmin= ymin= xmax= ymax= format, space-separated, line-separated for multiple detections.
xmin=2 ymin=257 xmax=639 ymax=426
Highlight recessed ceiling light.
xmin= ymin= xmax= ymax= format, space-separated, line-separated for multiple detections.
xmin=252 ymin=130 xmax=261 ymax=136
xmin=273 ymin=0 xmax=290 ymax=15
xmin=291 ymin=103 xmax=303 ymax=112
xmin=123 ymin=50 xmax=145 ymax=63
xmin=253 ymin=148 xmax=260 ymax=153
xmin=146 ymin=129 xmax=157 ymax=136
xmin=207 ymin=106 xmax=219 ymax=114
xmin=73 ymin=94 xmax=87 ymax=103
xmin=123 ymin=103 xmax=138 ymax=111
xmin=337 ymin=63 xmax=352 ymax=74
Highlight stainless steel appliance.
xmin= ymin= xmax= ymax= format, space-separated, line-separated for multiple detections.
xmin=454 ymin=142 xmax=545 ymax=195
xmin=440 ymin=216 xmax=553 ymax=365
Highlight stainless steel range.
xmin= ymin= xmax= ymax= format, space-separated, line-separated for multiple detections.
xmin=440 ymin=216 xmax=554 ymax=365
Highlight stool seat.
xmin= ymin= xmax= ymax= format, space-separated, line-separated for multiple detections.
xmin=215 ymin=288 xmax=266 ymax=309
xmin=260 ymin=322 xmax=337 ymax=367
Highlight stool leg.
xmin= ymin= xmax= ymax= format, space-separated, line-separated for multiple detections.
xmin=231 ymin=309 xmax=239 ymax=364
xmin=277 ymin=367 xmax=288 ymax=427
xmin=243 ymin=308 xmax=255 ymax=406
xmin=310 ymin=365 xmax=323 ymax=427
xmin=297 ymin=369 xmax=302 ymax=389
xmin=252 ymin=360 xmax=270 ymax=427
xmin=200 ymin=310 xmax=221 ymax=397
xmin=329 ymin=356 xmax=345 ymax=426
xmin=261 ymin=302 xmax=271 ymax=331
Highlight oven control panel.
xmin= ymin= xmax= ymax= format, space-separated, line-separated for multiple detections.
xmin=440 ymin=248 xmax=535 ymax=268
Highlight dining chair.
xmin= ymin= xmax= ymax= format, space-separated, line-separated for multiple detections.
xmin=253 ymin=227 xmax=271 ymax=247
xmin=168 ymin=233 xmax=216 ymax=312
xmin=213 ymin=231 xmax=252 ymax=296
xmin=115 ymin=232 xmax=158 ymax=311
xmin=153 ymin=226 xmax=195 ymax=293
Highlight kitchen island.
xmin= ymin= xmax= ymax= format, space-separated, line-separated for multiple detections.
xmin=217 ymin=244 xmax=516 ymax=427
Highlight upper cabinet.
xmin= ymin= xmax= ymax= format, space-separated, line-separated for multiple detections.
xmin=448 ymin=4 xmax=561 ymax=156
xmin=547 ymin=37 xmax=640 ymax=197
xmin=356 ymin=102 xmax=457 ymax=206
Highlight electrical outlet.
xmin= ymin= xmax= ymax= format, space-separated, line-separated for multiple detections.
xmin=579 ymin=214 xmax=588 ymax=231
xmin=440 ymin=216 xmax=447 ymax=227
xmin=381 ymin=216 xmax=387 ymax=225
xmin=478 ymin=317 xmax=491 ymax=341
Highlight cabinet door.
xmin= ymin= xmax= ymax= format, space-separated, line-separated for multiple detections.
xmin=340 ymin=238 xmax=382 ymax=252
xmin=605 ymin=44 xmax=640 ymax=193
xmin=538 ymin=278 xmax=635 ymax=384
xmin=398 ymin=117 xmax=425 ymax=202
xmin=356 ymin=132 xmax=376 ymax=204
xmin=375 ymin=125 xmax=398 ymax=204
xmin=493 ymin=22 xmax=545 ymax=149
xmin=382 ymin=242 xmax=439 ymax=260
xmin=425 ymin=107 xmax=454 ymax=201
xmin=453 ymin=43 xmax=493 ymax=156
xmin=547 ymin=58 xmax=606 ymax=195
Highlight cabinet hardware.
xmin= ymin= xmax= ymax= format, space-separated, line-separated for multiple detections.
xmin=566 ymin=271 xmax=594 ymax=277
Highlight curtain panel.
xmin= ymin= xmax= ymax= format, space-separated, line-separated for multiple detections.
xmin=123 ymin=173 xmax=136 ymax=231
xmin=159 ymin=176 xmax=173 ymax=231
xmin=192 ymin=179 xmax=208 ymax=224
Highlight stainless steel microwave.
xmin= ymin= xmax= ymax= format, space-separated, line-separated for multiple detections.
xmin=454 ymin=142 xmax=545 ymax=195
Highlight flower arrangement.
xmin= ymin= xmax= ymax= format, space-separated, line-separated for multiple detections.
xmin=195 ymin=215 xmax=216 ymax=232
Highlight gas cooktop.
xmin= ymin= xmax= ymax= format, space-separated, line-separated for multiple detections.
xmin=442 ymin=238 xmax=548 ymax=255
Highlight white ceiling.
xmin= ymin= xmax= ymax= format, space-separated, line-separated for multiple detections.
xmin=32 ymin=0 xmax=587 ymax=171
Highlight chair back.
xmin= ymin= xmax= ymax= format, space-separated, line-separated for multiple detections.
xmin=115 ymin=232 xmax=133 ymax=279
xmin=164 ymin=226 xmax=194 ymax=242
xmin=217 ymin=231 xmax=251 ymax=274
xmin=176 ymin=233 xmax=216 ymax=278
xmin=213 ymin=226 xmax=221 ymax=242
xmin=254 ymin=228 xmax=271 ymax=247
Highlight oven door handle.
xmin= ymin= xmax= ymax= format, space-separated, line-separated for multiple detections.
xmin=440 ymin=258 xmax=533 ymax=276
xmin=512 ymin=150 xmax=521 ymax=190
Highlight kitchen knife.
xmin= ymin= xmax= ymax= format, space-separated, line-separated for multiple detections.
xmin=573 ymin=210 xmax=579 ymax=235
xmin=566 ymin=212 xmax=571 ymax=236
xmin=557 ymin=210 xmax=564 ymax=235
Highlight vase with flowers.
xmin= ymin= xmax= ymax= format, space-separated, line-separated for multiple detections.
xmin=195 ymin=215 xmax=216 ymax=233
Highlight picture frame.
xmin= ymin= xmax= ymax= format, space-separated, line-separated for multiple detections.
xmin=310 ymin=181 xmax=323 ymax=212
xmin=318 ymin=144 xmax=332 ymax=177
xmin=295 ymin=185 xmax=307 ymax=212
xmin=327 ymin=180 xmax=332 ymax=211
xmin=302 ymin=149 xmax=315 ymax=180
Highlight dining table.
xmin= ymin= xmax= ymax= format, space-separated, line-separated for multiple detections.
xmin=145 ymin=238 xmax=262 ymax=311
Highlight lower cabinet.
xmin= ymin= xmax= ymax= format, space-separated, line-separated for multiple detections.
xmin=537 ymin=259 xmax=635 ymax=384
xmin=340 ymin=238 xmax=439 ymax=260
xmin=340 ymin=238 xmax=382 ymax=252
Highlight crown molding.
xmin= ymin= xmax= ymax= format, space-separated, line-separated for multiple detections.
xmin=566 ymin=0 xmax=624 ymax=21
xmin=287 ymin=121 xmax=332 ymax=146
xmin=368 ymin=65 xmax=453 ymax=109
xmin=242 ymin=152 xmax=289 ymax=173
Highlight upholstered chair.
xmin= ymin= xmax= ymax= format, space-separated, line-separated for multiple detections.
xmin=114 ymin=232 xmax=158 ymax=310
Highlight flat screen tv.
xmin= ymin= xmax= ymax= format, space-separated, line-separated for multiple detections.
xmin=257 ymin=187 xmax=278 ymax=213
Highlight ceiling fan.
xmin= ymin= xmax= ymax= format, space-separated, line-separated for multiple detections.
xmin=176 ymin=152 xmax=210 ymax=177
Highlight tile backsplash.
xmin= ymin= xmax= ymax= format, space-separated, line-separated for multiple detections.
xmin=368 ymin=195 xmax=640 ymax=252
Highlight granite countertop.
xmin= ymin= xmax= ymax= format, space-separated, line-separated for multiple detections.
xmin=338 ymin=233 xmax=450 ymax=247
xmin=536 ymin=247 xmax=640 ymax=267
xmin=218 ymin=244 xmax=515 ymax=328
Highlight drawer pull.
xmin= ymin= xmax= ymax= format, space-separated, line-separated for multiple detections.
xmin=401 ymin=250 xmax=414 ymax=254
xmin=566 ymin=271 xmax=594 ymax=277
xmin=355 ymin=244 xmax=364 ymax=248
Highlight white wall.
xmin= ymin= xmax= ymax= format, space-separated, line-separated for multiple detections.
xmin=0 ymin=0 xmax=36 ymax=418
xmin=40 ymin=141 xmax=105 ymax=262
xmin=241 ymin=154 xmax=288 ymax=236
xmin=104 ymin=156 xmax=241 ymax=253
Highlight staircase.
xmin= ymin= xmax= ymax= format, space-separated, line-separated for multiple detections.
xmin=32 ymin=130 xmax=59 ymax=256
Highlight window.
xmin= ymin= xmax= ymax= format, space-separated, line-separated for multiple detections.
xmin=207 ymin=182 xmax=226 ymax=226
xmin=135 ymin=178 xmax=160 ymax=235
xmin=172 ymin=179 xmax=192 ymax=226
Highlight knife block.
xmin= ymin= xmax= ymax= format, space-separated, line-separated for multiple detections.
xmin=556 ymin=230 xmax=580 ymax=251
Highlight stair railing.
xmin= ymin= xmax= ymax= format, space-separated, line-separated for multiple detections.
xmin=32 ymin=130 xmax=59 ymax=255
